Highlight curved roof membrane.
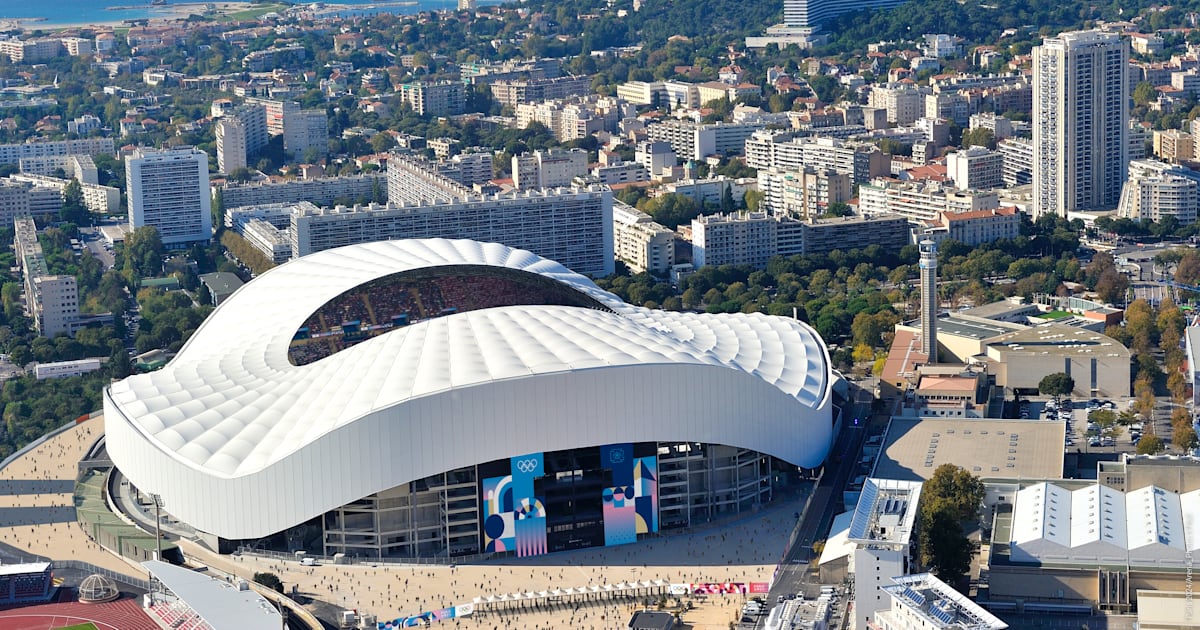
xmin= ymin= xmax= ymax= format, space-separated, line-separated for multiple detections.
xmin=105 ymin=239 xmax=834 ymax=539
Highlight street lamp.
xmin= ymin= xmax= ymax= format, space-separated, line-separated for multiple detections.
xmin=150 ymin=493 xmax=163 ymax=562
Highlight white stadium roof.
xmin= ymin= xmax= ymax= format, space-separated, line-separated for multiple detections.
xmin=105 ymin=239 xmax=834 ymax=539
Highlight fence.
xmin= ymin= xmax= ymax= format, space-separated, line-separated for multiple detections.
xmin=50 ymin=559 xmax=151 ymax=591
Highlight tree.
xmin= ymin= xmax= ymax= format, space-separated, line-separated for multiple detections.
xmin=924 ymin=464 xmax=984 ymax=521
xmin=108 ymin=341 xmax=132 ymax=379
xmin=1175 ymin=424 xmax=1199 ymax=453
xmin=123 ymin=226 xmax=165 ymax=279
xmin=920 ymin=503 xmax=972 ymax=584
xmin=253 ymin=572 xmax=284 ymax=593
xmin=960 ymin=127 xmax=995 ymax=150
xmin=1133 ymin=81 xmax=1157 ymax=107
xmin=1089 ymin=409 xmax=1122 ymax=441
xmin=1136 ymin=434 xmax=1165 ymax=455
xmin=59 ymin=180 xmax=90 ymax=226
xmin=1038 ymin=372 xmax=1074 ymax=403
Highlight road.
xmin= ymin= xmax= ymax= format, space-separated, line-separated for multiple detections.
xmin=80 ymin=226 xmax=115 ymax=269
xmin=755 ymin=393 xmax=872 ymax=628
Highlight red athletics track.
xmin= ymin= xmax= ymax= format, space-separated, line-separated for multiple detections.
xmin=0 ymin=597 xmax=157 ymax=630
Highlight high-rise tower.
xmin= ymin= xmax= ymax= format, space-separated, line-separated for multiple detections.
xmin=1033 ymin=30 xmax=1128 ymax=218
xmin=919 ymin=239 xmax=937 ymax=363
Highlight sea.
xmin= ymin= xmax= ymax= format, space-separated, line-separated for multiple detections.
xmin=0 ymin=0 xmax=483 ymax=27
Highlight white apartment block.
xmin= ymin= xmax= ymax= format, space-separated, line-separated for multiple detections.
xmin=218 ymin=173 xmax=386 ymax=209
xmin=946 ymin=146 xmax=1004 ymax=191
xmin=67 ymin=114 xmax=102 ymax=136
xmin=968 ymin=113 xmax=1014 ymax=140
xmin=691 ymin=211 xmax=909 ymax=268
xmin=859 ymin=179 xmax=1000 ymax=223
xmin=744 ymin=131 xmax=889 ymax=183
xmin=221 ymin=103 xmax=269 ymax=172
xmin=613 ymin=201 xmax=675 ymax=274
xmin=998 ymin=137 xmax=1033 ymax=187
xmin=489 ymin=75 xmax=591 ymax=107
xmin=663 ymin=176 xmax=756 ymax=206
xmin=636 ymin=141 xmax=677 ymax=180
xmin=386 ymin=156 xmax=474 ymax=204
xmin=0 ymin=137 xmax=114 ymax=166
xmin=0 ymin=180 xmax=63 ymax=221
xmin=692 ymin=212 xmax=779 ymax=268
xmin=8 ymin=174 xmax=120 ymax=214
xmin=646 ymin=120 xmax=762 ymax=161
xmin=869 ymin=84 xmax=930 ymax=125
xmin=126 ymin=146 xmax=213 ymax=246
xmin=438 ymin=153 xmax=494 ymax=188
xmin=1033 ymin=30 xmax=1129 ymax=217
xmin=592 ymin=162 xmax=649 ymax=185
xmin=924 ymin=92 xmax=970 ymax=126
xmin=512 ymin=149 xmax=588 ymax=190
xmin=15 ymin=217 xmax=79 ymax=338
xmin=397 ymin=81 xmax=465 ymax=116
xmin=1117 ymin=159 xmax=1200 ymax=223
xmin=758 ymin=166 xmax=852 ymax=219
xmin=849 ymin=478 xmax=923 ymax=630
xmin=1172 ymin=68 xmax=1200 ymax=97
xmin=18 ymin=154 xmax=99 ymax=185
xmin=245 ymin=97 xmax=296 ymax=135
xmin=876 ymin=574 xmax=1008 ymax=630
xmin=285 ymin=109 xmax=328 ymax=158
xmin=290 ymin=189 xmax=614 ymax=276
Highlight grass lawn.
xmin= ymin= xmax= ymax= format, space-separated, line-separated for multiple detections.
xmin=55 ymin=624 xmax=99 ymax=630
xmin=1037 ymin=310 xmax=1071 ymax=319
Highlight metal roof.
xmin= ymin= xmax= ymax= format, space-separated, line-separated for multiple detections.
xmin=143 ymin=560 xmax=281 ymax=630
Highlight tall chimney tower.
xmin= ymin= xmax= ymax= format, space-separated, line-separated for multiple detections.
xmin=919 ymin=239 xmax=938 ymax=363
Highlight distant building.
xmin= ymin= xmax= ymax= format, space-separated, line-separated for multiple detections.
xmin=0 ymin=137 xmax=114 ymax=167
xmin=613 ymin=201 xmax=675 ymax=274
xmin=512 ymin=149 xmax=588 ymax=190
xmin=940 ymin=206 xmax=1021 ymax=246
xmin=1033 ymin=30 xmax=1128 ymax=218
xmin=218 ymin=173 xmax=386 ymax=209
xmin=15 ymin=217 xmax=79 ymax=338
xmin=126 ymin=146 xmax=212 ymax=246
xmin=398 ymin=81 xmax=466 ymax=116
xmin=490 ymin=75 xmax=591 ymax=107
xmin=691 ymin=212 xmax=908 ymax=268
xmin=646 ymin=120 xmax=762 ymax=161
xmin=759 ymin=166 xmax=852 ymax=219
xmin=744 ymin=132 xmax=889 ymax=183
xmin=997 ymin=137 xmax=1033 ymax=187
xmin=215 ymin=104 xmax=268 ymax=173
xmin=34 ymin=358 xmax=102 ymax=380
xmin=1118 ymin=159 xmax=1200 ymax=223
xmin=946 ymin=146 xmax=1004 ymax=191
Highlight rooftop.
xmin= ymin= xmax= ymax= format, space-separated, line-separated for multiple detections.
xmin=881 ymin=329 xmax=928 ymax=383
xmin=985 ymin=325 xmax=1130 ymax=359
xmin=872 ymin=417 xmax=1065 ymax=482
xmin=957 ymin=300 xmax=1036 ymax=320
xmin=144 ymin=560 xmax=282 ymax=630
xmin=935 ymin=314 xmax=1022 ymax=341
xmin=881 ymin=573 xmax=1008 ymax=629
xmin=847 ymin=478 xmax=922 ymax=546
xmin=916 ymin=374 xmax=979 ymax=393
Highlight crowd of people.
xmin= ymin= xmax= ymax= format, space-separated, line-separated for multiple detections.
xmin=287 ymin=272 xmax=586 ymax=365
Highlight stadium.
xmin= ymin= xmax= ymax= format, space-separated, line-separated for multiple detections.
xmin=104 ymin=239 xmax=835 ymax=559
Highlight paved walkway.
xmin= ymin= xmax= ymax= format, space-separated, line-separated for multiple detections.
xmin=186 ymin=495 xmax=810 ymax=629
xmin=0 ymin=417 xmax=143 ymax=576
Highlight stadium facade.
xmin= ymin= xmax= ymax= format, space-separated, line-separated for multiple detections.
xmin=105 ymin=239 xmax=835 ymax=559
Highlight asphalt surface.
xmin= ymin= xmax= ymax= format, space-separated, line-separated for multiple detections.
xmin=754 ymin=393 xmax=872 ymax=628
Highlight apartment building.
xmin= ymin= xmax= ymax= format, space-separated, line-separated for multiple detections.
xmin=218 ymin=173 xmax=387 ymax=209
xmin=646 ymin=120 xmax=763 ymax=161
xmin=946 ymin=146 xmax=1004 ymax=191
xmin=1117 ymin=159 xmax=1200 ymax=223
xmin=758 ymin=166 xmax=852 ymax=219
xmin=613 ymin=201 xmax=675 ymax=274
xmin=512 ymin=149 xmax=589 ymax=190
xmin=0 ymin=138 xmax=114 ymax=167
xmin=397 ymin=81 xmax=466 ymax=116
xmin=126 ymin=146 xmax=212 ymax=246
xmin=489 ymin=75 xmax=591 ymax=107
xmin=744 ymin=132 xmax=890 ymax=183
xmin=15 ymin=217 xmax=79 ymax=338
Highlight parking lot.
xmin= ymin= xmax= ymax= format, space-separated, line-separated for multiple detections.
xmin=1017 ymin=398 xmax=1145 ymax=454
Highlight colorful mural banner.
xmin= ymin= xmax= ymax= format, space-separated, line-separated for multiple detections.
xmin=377 ymin=603 xmax=474 ymax=628
xmin=480 ymin=444 xmax=659 ymax=559
xmin=668 ymin=583 xmax=771 ymax=595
